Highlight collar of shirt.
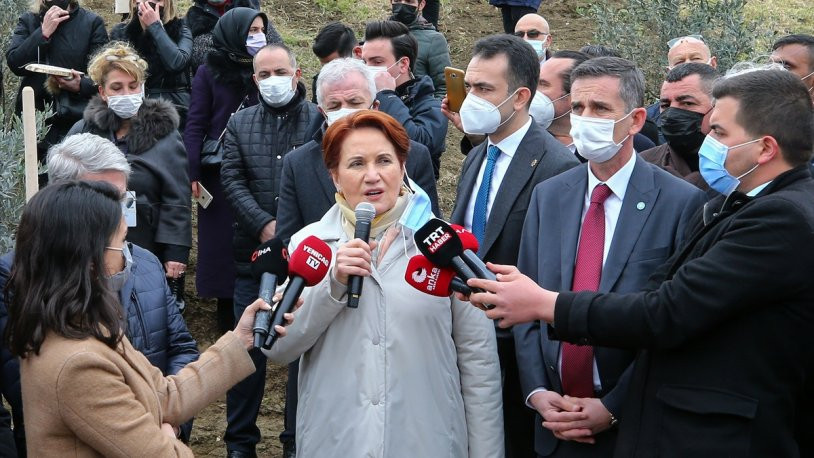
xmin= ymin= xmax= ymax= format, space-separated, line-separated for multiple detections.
xmin=487 ymin=117 xmax=533 ymax=159
xmin=586 ymin=149 xmax=637 ymax=202
xmin=746 ymin=180 xmax=772 ymax=197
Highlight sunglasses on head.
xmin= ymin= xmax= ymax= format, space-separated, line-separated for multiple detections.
xmin=667 ymin=34 xmax=704 ymax=49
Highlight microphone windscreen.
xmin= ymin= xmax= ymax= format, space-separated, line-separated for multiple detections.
xmin=250 ymin=238 xmax=289 ymax=284
xmin=404 ymin=255 xmax=456 ymax=297
xmin=288 ymin=235 xmax=333 ymax=286
xmin=414 ymin=218 xmax=465 ymax=267
xmin=450 ymin=224 xmax=479 ymax=252
xmin=354 ymin=202 xmax=376 ymax=224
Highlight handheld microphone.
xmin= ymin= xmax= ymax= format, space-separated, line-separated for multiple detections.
xmin=347 ymin=202 xmax=376 ymax=308
xmin=450 ymin=224 xmax=497 ymax=282
xmin=414 ymin=218 xmax=494 ymax=309
xmin=249 ymin=238 xmax=289 ymax=349
xmin=405 ymin=255 xmax=472 ymax=297
xmin=263 ymin=235 xmax=333 ymax=349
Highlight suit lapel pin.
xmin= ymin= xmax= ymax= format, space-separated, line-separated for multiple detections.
xmin=530 ymin=159 xmax=538 ymax=168
xmin=636 ymin=202 xmax=646 ymax=210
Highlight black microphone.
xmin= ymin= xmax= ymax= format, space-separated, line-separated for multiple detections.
xmin=347 ymin=202 xmax=376 ymax=308
xmin=450 ymin=224 xmax=497 ymax=282
xmin=414 ymin=218 xmax=494 ymax=309
xmin=263 ymin=235 xmax=333 ymax=349
xmin=249 ymin=238 xmax=289 ymax=349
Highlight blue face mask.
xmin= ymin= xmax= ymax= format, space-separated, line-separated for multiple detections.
xmin=399 ymin=176 xmax=434 ymax=231
xmin=698 ymin=135 xmax=761 ymax=195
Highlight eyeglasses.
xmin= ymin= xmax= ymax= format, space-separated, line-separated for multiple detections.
xmin=105 ymin=246 xmax=124 ymax=252
xmin=514 ymin=30 xmax=549 ymax=40
xmin=667 ymin=34 xmax=704 ymax=49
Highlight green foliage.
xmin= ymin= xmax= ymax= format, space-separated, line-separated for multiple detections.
xmin=588 ymin=0 xmax=775 ymax=99
xmin=313 ymin=0 xmax=373 ymax=22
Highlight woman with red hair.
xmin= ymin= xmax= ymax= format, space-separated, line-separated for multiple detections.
xmin=264 ymin=110 xmax=504 ymax=458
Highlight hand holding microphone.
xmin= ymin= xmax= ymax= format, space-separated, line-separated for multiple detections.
xmin=346 ymin=202 xmax=376 ymax=308
xmin=414 ymin=218 xmax=495 ymax=309
xmin=262 ymin=235 xmax=333 ymax=349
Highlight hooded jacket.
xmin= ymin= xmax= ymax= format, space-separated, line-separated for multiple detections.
xmin=220 ymin=81 xmax=322 ymax=275
xmin=69 ymin=97 xmax=192 ymax=264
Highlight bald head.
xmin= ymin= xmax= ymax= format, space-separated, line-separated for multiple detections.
xmin=667 ymin=37 xmax=716 ymax=70
xmin=514 ymin=14 xmax=552 ymax=61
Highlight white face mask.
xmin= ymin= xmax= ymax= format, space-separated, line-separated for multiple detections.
xmin=258 ymin=75 xmax=296 ymax=107
xmin=324 ymin=107 xmax=362 ymax=126
xmin=459 ymin=89 xmax=519 ymax=135
xmin=246 ymin=33 xmax=266 ymax=56
xmin=569 ymin=111 xmax=633 ymax=163
xmin=367 ymin=59 xmax=403 ymax=79
xmin=529 ymin=91 xmax=556 ymax=129
xmin=107 ymin=89 xmax=144 ymax=119
xmin=526 ymin=39 xmax=547 ymax=60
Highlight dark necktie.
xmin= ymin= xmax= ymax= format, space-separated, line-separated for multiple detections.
xmin=471 ymin=145 xmax=501 ymax=244
xmin=560 ymin=183 xmax=612 ymax=398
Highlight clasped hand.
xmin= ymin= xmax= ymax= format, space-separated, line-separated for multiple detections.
xmin=530 ymin=391 xmax=614 ymax=444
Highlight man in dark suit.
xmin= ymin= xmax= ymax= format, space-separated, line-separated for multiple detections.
xmin=273 ymin=57 xmax=439 ymax=457
xmin=450 ymin=34 xmax=578 ymax=458
xmin=512 ymin=57 xmax=706 ymax=457
xmin=469 ymin=68 xmax=814 ymax=456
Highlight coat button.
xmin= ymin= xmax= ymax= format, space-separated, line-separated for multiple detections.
xmin=371 ymin=399 xmax=379 ymax=406
xmin=372 ymin=337 xmax=380 ymax=346
xmin=276 ymin=155 xmax=282 ymax=159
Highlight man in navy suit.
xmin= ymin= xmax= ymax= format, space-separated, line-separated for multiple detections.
xmin=449 ymin=34 xmax=579 ymax=457
xmin=512 ymin=57 xmax=705 ymax=457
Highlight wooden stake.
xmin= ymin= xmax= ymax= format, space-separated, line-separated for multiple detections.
xmin=22 ymin=86 xmax=37 ymax=202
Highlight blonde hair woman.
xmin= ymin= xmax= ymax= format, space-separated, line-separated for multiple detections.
xmin=69 ymin=42 xmax=192 ymax=284
xmin=110 ymin=0 xmax=193 ymax=127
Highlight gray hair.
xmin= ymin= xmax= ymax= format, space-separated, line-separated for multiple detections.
xmin=571 ymin=56 xmax=645 ymax=112
xmin=47 ymin=133 xmax=131 ymax=182
xmin=315 ymin=58 xmax=377 ymax=108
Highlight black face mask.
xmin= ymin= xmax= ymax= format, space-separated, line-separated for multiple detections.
xmin=44 ymin=0 xmax=69 ymax=10
xmin=658 ymin=107 xmax=707 ymax=155
xmin=390 ymin=3 xmax=418 ymax=25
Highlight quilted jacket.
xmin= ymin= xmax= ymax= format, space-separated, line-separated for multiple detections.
xmin=220 ymin=82 xmax=322 ymax=275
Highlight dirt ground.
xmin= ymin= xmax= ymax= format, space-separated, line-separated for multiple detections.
xmin=79 ymin=0 xmax=594 ymax=455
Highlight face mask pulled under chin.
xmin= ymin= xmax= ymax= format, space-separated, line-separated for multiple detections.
xmin=459 ymin=89 xmax=519 ymax=135
xmin=569 ymin=112 xmax=632 ymax=163
xmin=106 ymin=243 xmax=133 ymax=292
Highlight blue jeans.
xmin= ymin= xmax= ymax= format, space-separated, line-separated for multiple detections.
xmin=225 ymin=275 xmax=266 ymax=454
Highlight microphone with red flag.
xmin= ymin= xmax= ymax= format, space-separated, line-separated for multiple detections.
xmin=449 ymin=224 xmax=497 ymax=282
xmin=405 ymin=255 xmax=472 ymax=297
xmin=262 ymin=235 xmax=333 ymax=349
xmin=250 ymin=238 xmax=289 ymax=349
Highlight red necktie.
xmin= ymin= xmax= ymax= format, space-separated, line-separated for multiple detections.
xmin=561 ymin=184 xmax=612 ymax=398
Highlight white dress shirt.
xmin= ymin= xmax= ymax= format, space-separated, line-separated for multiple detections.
xmin=463 ymin=118 xmax=533 ymax=232
xmin=526 ymin=151 xmax=637 ymax=407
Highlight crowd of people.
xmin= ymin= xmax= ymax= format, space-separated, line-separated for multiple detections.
xmin=1 ymin=0 xmax=814 ymax=456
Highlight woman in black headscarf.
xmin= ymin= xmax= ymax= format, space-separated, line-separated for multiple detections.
xmin=183 ymin=7 xmax=265 ymax=333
